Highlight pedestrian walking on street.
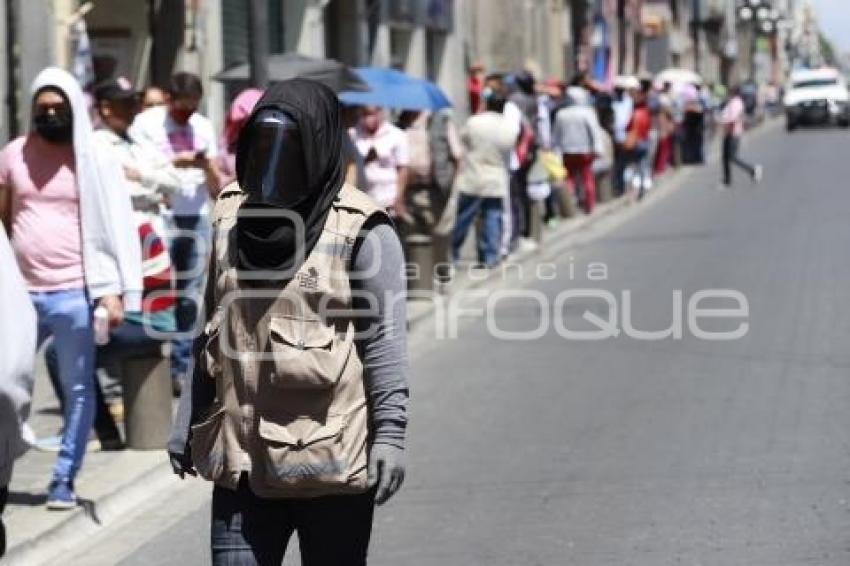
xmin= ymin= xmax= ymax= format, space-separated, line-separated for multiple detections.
xmin=39 ymin=77 xmax=181 ymax=450
xmin=130 ymin=72 xmax=222 ymax=395
xmin=719 ymin=86 xmax=764 ymax=189
xmin=451 ymin=92 xmax=518 ymax=267
xmin=42 ymin=76 xmax=178 ymax=447
xmin=0 ymin=227 xmax=37 ymax=557
xmin=0 ymin=67 xmax=142 ymax=509
xmin=167 ymin=79 xmax=409 ymax=566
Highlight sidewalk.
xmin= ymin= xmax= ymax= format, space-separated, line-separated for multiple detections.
xmin=3 ymin=352 xmax=172 ymax=565
xmin=3 ymin=125 xmax=752 ymax=564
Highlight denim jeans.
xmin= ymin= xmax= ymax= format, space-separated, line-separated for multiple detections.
xmin=722 ymin=134 xmax=756 ymax=186
xmin=45 ymin=321 xmax=164 ymax=442
xmin=451 ymin=194 xmax=503 ymax=267
xmin=211 ymin=479 xmax=375 ymax=566
xmin=169 ymin=215 xmax=209 ymax=382
xmin=30 ymin=289 xmax=96 ymax=482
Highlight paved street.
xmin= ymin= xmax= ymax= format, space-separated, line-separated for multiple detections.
xmin=69 ymin=123 xmax=850 ymax=565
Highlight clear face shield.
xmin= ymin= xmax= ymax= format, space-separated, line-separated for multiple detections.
xmin=241 ymin=108 xmax=311 ymax=208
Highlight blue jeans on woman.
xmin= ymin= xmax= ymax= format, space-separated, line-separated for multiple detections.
xmin=451 ymin=194 xmax=503 ymax=267
xmin=30 ymin=289 xmax=95 ymax=482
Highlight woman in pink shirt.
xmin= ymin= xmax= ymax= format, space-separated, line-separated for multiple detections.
xmin=719 ymin=86 xmax=763 ymax=188
xmin=0 ymin=68 xmax=141 ymax=509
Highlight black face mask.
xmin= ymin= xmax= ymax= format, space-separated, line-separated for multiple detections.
xmin=241 ymin=109 xmax=310 ymax=208
xmin=33 ymin=111 xmax=73 ymax=144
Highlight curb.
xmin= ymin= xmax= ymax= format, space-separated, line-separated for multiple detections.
xmin=406 ymin=176 xmax=669 ymax=330
xmin=4 ymin=459 xmax=176 ymax=566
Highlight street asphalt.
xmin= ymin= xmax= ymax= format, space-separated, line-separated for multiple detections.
xmin=69 ymin=123 xmax=850 ymax=565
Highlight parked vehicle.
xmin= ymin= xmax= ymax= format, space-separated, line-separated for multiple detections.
xmin=784 ymin=67 xmax=850 ymax=131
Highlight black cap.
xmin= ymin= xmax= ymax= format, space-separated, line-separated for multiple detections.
xmin=94 ymin=77 xmax=136 ymax=103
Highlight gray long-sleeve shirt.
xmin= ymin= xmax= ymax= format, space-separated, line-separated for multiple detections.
xmin=169 ymin=220 xmax=409 ymax=456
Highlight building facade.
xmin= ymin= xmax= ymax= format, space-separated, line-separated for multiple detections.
xmin=0 ymin=0 xmax=814 ymax=142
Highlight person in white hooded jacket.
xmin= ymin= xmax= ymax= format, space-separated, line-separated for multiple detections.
xmin=0 ymin=67 xmax=142 ymax=509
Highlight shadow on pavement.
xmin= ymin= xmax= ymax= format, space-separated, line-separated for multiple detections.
xmin=7 ymin=491 xmax=47 ymax=507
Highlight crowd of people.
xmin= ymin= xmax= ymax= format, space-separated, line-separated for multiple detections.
xmin=0 ymin=59 xmax=765 ymax=526
xmin=446 ymin=65 xmax=765 ymax=267
xmin=339 ymin=64 xmax=765 ymax=274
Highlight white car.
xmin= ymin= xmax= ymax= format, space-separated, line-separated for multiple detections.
xmin=783 ymin=67 xmax=850 ymax=131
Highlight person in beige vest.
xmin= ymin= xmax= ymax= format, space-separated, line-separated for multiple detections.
xmin=167 ymin=79 xmax=409 ymax=565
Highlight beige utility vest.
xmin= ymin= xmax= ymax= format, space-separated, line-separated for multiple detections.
xmin=190 ymin=182 xmax=385 ymax=499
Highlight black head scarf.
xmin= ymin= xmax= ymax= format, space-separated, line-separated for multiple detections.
xmin=234 ymin=78 xmax=345 ymax=277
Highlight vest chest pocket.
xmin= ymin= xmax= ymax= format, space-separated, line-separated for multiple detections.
xmin=267 ymin=316 xmax=352 ymax=389
xmin=258 ymin=414 xmax=349 ymax=488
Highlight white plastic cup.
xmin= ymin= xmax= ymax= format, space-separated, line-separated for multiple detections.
xmin=94 ymin=306 xmax=110 ymax=346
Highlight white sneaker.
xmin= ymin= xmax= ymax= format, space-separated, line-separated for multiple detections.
xmin=517 ymin=238 xmax=539 ymax=252
xmin=20 ymin=423 xmax=37 ymax=448
xmin=753 ymin=165 xmax=764 ymax=183
xmin=35 ymin=435 xmax=63 ymax=452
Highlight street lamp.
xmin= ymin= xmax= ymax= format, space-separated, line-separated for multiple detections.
xmin=736 ymin=0 xmax=781 ymax=82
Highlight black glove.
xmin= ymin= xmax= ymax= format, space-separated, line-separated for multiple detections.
xmin=168 ymin=447 xmax=196 ymax=480
xmin=367 ymin=443 xmax=406 ymax=505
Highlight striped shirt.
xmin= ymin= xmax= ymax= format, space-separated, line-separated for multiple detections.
xmin=124 ymin=214 xmax=175 ymax=332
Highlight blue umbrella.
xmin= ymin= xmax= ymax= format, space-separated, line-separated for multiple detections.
xmin=338 ymin=67 xmax=451 ymax=110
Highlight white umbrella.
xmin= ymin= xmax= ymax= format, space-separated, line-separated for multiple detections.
xmin=656 ymin=68 xmax=703 ymax=86
xmin=613 ymin=75 xmax=640 ymax=90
